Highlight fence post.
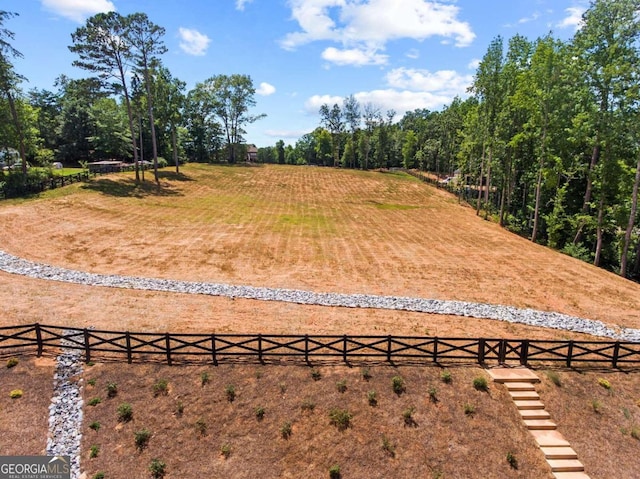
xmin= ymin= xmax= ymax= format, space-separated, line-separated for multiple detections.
xmin=478 ymin=338 xmax=485 ymax=364
xmin=612 ymin=341 xmax=620 ymax=369
xmin=125 ymin=332 xmax=132 ymax=364
xmin=258 ymin=334 xmax=263 ymax=364
xmin=498 ymin=340 xmax=506 ymax=364
xmin=304 ymin=335 xmax=309 ymax=364
xmin=433 ymin=337 xmax=439 ymax=363
xmin=387 ymin=335 xmax=392 ymax=362
xmin=566 ymin=341 xmax=574 ymax=368
xmin=165 ymin=333 xmax=172 ymax=366
xmin=211 ymin=334 xmax=217 ymax=366
xmin=83 ymin=329 xmax=91 ymax=363
xmin=520 ymin=340 xmax=529 ymax=366
xmin=35 ymin=323 xmax=43 ymax=357
xmin=343 ymin=335 xmax=348 ymax=363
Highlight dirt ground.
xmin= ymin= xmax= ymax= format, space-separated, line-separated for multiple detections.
xmin=0 ymin=164 xmax=638 ymax=339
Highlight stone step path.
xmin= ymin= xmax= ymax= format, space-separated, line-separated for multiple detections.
xmin=488 ymin=367 xmax=591 ymax=479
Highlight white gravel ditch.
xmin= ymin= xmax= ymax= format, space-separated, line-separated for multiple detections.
xmin=1 ymin=250 xmax=638 ymax=342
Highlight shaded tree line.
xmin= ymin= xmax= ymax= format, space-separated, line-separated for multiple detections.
xmin=0 ymin=10 xmax=264 ymax=185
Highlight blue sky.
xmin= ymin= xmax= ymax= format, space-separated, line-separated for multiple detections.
xmin=4 ymin=0 xmax=587 ymax=147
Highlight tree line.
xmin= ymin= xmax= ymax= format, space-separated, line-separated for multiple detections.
xmin=0 ymin=10 xmax=264 ymax=184
xmin=260 ymin=0 xmax=640 ymax=281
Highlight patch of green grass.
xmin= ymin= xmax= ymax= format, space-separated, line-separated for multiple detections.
xmin=281 ymin=421 xmax=292 ymax=439
xmin=88 ymin=397 xmax=102 ymax=406
xmin=329 ymin=408 xmax=353 ymax=431
xmin=473 ymin=376 xmax=488 ymax=391
xmin=89 ymin=445 xmax=100 ymax=459
xmin=153 ymin=379 xmax=169 ymax=396
xmin=89 ymin=421 xmax=101 ymax=431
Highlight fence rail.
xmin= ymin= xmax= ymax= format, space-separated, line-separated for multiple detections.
xmin=1 ymin=324 xmax=639 ymax=368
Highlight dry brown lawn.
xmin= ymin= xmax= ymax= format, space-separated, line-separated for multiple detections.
xmin=1 ymin=164 xmax=640 ymax=479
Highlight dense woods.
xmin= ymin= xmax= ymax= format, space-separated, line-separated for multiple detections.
xmin=0 ymin=1 xmax=639 ymax=279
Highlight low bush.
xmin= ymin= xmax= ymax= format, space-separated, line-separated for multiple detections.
xmin=368 ymin=390 xmax=378 ymax=407
xmin=89 ymin=421 xmax=101 ymax=432
xmin=329 ymin=408 xmax=353 ymax=431
xmin=153 ymin=379 xmax=169 ymax=396
xmin=9 ymin=389 xmax=23 ymax=399
xmin=281 ymin=421 xmax=292 ymax=439
xmin=135 ymin=428 xmax=152 ymax=451
xmin=440 ymin=370 xmax=452 ymax=384
xmin=329 ymin=464 xmax=341 ymax=479
xmin=6 ymin=358 xmax=18 ymax=368
xmin=225 ymin=384 xmax=236 ymax=402
xmin=117 ymin=402 xmax=133 ymax=422
xmin=336 ymin=379 xmax=347 ymax=393
xmin=88 ymin=397 xmax=102 ymax=407
xmin=89 ymin=445 xmax=100 ymax=459
xmin=473 ymin=376 xmax=488 ymax=391
xmin=392 ymin=376 xmax=405 ymax=395
xmin=148 ymin=458 xmax=166 ymax=479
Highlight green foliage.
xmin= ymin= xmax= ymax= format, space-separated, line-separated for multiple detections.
xmin=92 ymin=472 xmax=105 ymax=479
xmin=148 ymin=458 xmax=166 ymax=479
xmin=367 ymin=390 xmax=378 ymax=407
xmin=225 ymin=384 xmax=236 ymax=402
xmin=464 ymin=402 xmax=476 ymax=416
xmin=255 ymin=406 xmax=265 ymax=420
xmin=597 ymin=378 xmax=612 ymax=390
xmin=87 ymin=379 xmax=97 ymax=386
xmin=280 ymin=421 xmax=292 ymax=439
xmin=336 ymin=379 xmax=347 ymax=393
xmin=506 ymin=451 xmax=518 ymax=469
xmin=279 ymin=382 xmax=287 ymax=394
xmin=591 ymin=399 xmax=603 ymax=413
xmin=6 ymin=358 xmax=18 ymax=368
xmin=440 ymin=370 xmax=452 ymax=384
xmin=106 ymin=382 xmax=118 ymax=398
xmin=220 ymin=444 xmax=231 ymax=459
xmin=329 ymin=464 xmax=341 ymax=479
xmin=157 ymin=157 xmax=168 ymax=168
xmin=329 ymin=408 xmax=353 ymax=431
xmin=301 ymin=399 xmax=316 ymax=412
xmin=175 ymin=401 xmax=184 ymax=416
xmin=546 ymin=370 xmax=562 ymax=387
xmin=381 ymin=434 xmax=396 ymax=457
xmin=89 ymin=421 xmax=101 ymax=432
xmin=561 ymin=243 xmax=593 ymax=262
xmin=392 ymin=375 xmax=406 ymax=395
xmin=134 ymin=428 xmax=151 ymax=450
xmin=361 ymin=367 xmax=372 ymax=380
xmin=117 ymin=402 xmax=133 ymax=422
xmin=403 ymin=406 xmax=416 ymax=426
xmin=631 ymin=426 xmax=640 ymax=440
xmin=428 ymin=387 xmax=438 ymax=403
xmin=153 ymin=379 xmax=168 ymax=396
xmin=200 ymin=371 xmax=210 ymax=386
xmin=310 ymin=368 xmax=322 ymax=381
xmin=473 ymin=376 xmax=488 ymax=391
xmin=88 ymin=397 xmax=102 ymax=406
xmin=194 ymin=418 xmax=207 ymax=436
xmin=90 ymin=445 xmax=100 ymax=459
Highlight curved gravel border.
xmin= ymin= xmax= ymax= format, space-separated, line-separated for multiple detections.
xmin=1 ymin=250 xmax=638 ymax=342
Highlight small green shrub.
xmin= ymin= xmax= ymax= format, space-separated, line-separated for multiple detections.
xmin=281 ymin=421 xmax=292 ymax=439
xmin=381 ymin=434 xmax=395 ymax=457
xmin=255 ymin=406 xmax=265 ymax=420
xmin=175 ymin=401 xmax=184 ymax=416
xmin=87 ymin=379 xmax=97 ymax=386
xmin=367 ymin=390 xmax=378 ymax=406
xmin=86 ymin=361 xmax=95 ymax=367
xmin=6 ymin=358 xmax=18 ymax=368
xmin=279 ymin=382 xmax=287 ymax=394
xmin=464 ymin=402 xmax=476 ymax=415
xmin=473 ymin=376 xmax=488 ymax=391
xmin=336 ymin=379 xmax=347 ymax=393
xmin=89 ymin=421 xmax=101 ymax=432
xmin=225 ymin=384 xmax=236 ymax=402
xmin=329 ymin=408 xmax=353 ymax=431
xmin=598 ymin=378 xmax=612 ymax=390
xmin=428 ymin=387 xmax=438 ymax=403
xmin=220 ymin=444 xmax=231 ymax=459
xmin=135 ymin=428 xmax=151 ymax=451
xmin=90 ymin=445 xmax=100 ymax=459
xmin=591 ymin=399 xmax=602 ymax=413
xmin=195 ymin=418 xmax=207 ymax=436
xmin=153 ymin=379 xmax=169 ymax=396
xmin=440 ymin=370 xmax=452 ymax=384
xmin=546 ymin=370 xmax=562 ymax=387
xmin=88 ymin=397 xmax=102 ymax=406
xmin=329 ymin=464 xmax=341 ymax=479
xmin=301 ymin=399 xmax=316 ymax=412
xmin=106 ymin=382 xmax=118 ymax=398
xmin=148 ymin=458 xmax=166 ymax=479
xmin=311 ymin=368 xmax=321 ymax=381
xmin=361 ymin=367 xmax=372 ymax=380
xmin=117 ymin=402 xmax=133 ymax=422
xmin=631 ymin=426 xmax=640 ymax=440
xmin=200 ymin=371 xmax=210 ymax=386
xmin=403 ymin=406 xmax=416 ymax=426
xmin=506 ymin=451 xmax=518 ymax=469
xmin=92 ymin=472 xmax=105 ymax=479
xmin=392 ymin=376 xmax=405 ymax=395
xmin=9 ymin=389 xmax=23 ymax=399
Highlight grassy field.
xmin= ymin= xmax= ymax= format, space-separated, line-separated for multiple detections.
xmin=0 ymin=163 xmax=639 ymax=478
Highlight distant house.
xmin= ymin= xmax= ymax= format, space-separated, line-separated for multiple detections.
xmin=247 ymin=145 xmax=258 ymax=162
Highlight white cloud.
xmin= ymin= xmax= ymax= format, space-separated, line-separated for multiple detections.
xmin=385 ymin=67 xmax=473 ymax=96
xmin=405 ymin=48 xmax=420 ymax=60
xmin=256 ymin=82 xmax=276 ymax=96
xmin=265 ymin=129 xmax=310 ymax=139
xmin=557 ymin=6 xmax=585 ymax=30
xmin=42 ymin=0 xmax=115 ymax=23
xmin=467 ymin=58 xmax=481 ymax=70
xmin=236 ymin=0 xmax=254 ymax=10
xmin=518 ymin=12 xmax=540 ymax=24
xmin=178 ymin=28 xmax=211 ymax=56
xmin=281 ymin=0 xmax=475 ymax=65
xmin=321 ymin=47 xmax=388 ymax=66
xmin=353 ymin=89 xmax=453 ymax=115
xmin=304 ymin=94 xmax=345 ymax=113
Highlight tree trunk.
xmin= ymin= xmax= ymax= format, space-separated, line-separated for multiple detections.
xmin=594 ymin=193 xmax=605 ymax=267
xmin=620 ymin=153 xmax=640 ymax=277
xmin=574 ymin=143 xmax=601 ymax=245
xmin=476 ymin=144 xmax=485 ymax=215
xmin=4 ymin=89 xmax=27 ymax=176
xmin=531 ymin=160 xmax=544 ymax=242
xmin=143 ymin=64 xmax=159 ymax=184
xmin=483 ymin=147 xmax=492 ymax=220
xmin=120 ymin=73 xmax=139 ymax=183
xmin=172 ymin=124 xmax=179 ymax=174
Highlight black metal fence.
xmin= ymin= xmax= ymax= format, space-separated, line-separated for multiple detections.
xmin=1 ymin=324 xmax=639 ymax=368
